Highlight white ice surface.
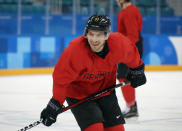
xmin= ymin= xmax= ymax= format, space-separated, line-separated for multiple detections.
xmin=0 ymin=71 xmax=182 ymax=131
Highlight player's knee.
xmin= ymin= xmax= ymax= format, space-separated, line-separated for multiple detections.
xmin=84 ymin=123 xmax=104 ymax=131
xmin=104 ymin=124 xmax=125 ymax=131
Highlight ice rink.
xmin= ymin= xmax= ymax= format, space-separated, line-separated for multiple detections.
xmin=0 ymin=71 xmax=182 ymax=131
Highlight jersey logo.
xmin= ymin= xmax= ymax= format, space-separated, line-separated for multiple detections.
xmin=94 ymin=17 xmax=100 ymax=22
xmin=116 ymin=115 xmax=121 ymax=119
xmin=83 ymin=72 xmax=111 ymax=80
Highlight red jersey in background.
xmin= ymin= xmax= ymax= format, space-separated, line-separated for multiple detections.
xmin=117 ymin=4 xmax=142 ymax=44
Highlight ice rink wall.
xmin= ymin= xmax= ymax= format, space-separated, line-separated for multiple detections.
xmin=0 ymin=14 xmax=182 ymax=75
xmin=143 ymin=35 xmax=182 ymax=65
xmin=0 ymin=34 xmax=182 ymax=75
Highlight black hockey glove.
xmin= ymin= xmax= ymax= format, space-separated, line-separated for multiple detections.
xmin=40 ymin=98 xmax=64 ymax=126
xmin=127 ymin=64 xmax=146 ymax=88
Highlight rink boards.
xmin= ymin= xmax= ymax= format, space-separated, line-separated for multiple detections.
xmin=0 ymin=65 xmax=182 ymax=76
xmin=0 ymin=35 xmax=182 ymax=75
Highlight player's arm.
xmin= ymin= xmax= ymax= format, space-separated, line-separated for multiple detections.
xmin=41 ymin=49 xmax=78 ymax=126
xmin=120 ymin=35 xmax=146 ymax=88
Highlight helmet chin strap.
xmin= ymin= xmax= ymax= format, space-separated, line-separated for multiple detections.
xmin=105 ymin=33 xmax=110 ymax=40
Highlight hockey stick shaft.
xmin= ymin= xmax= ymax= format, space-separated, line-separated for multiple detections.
xmin=17 ymin=80 xmax=130 ymax=131
xmin=62 ymin=80 xmax=130 ymax=112
xmin=17 ymin=120 xmax=42 ymax=131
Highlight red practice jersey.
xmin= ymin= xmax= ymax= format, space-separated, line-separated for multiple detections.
xmin=53 ymin=33 xmax=143 ymax=104
xmin=117 ymin=4 xmax=142 ymax=44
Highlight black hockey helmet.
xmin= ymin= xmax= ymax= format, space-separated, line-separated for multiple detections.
xmin=84 ymin=14 xmax=111 ymax=36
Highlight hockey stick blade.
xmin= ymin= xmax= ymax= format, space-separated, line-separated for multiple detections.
xmin=17 ymin=80 xmax=130 ymax=131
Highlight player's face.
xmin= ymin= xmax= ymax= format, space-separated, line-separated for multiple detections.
xmin=86 ymin=30 xmax=108 ymax=52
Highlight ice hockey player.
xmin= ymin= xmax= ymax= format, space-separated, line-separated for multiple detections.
xmin=40 ymin=14 xmax=146 ymax=131
xmin=116 ymin=0 xmax=143 ymax=118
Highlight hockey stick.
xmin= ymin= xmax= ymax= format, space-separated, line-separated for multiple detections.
xmin=17 ymin=80 xmax=130 ymax=131
xmin=17 ymin=120 xmax=42 ymax=131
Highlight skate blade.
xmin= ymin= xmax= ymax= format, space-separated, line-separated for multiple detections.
xmin=125 ymin=116 xmax=140 ymax=124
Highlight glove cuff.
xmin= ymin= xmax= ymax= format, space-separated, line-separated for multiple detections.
xmin=130 ymin=64 xmax=144 ymax=75
xmin=47 ymin=98 xmax=65 ymax=114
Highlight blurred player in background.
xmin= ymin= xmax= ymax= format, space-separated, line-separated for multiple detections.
xmin=40 ymin=14 xmax=146 ymax=131
xmin=116 ymin=0 xmax=143 ymax=118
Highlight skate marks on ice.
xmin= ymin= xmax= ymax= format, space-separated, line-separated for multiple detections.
xmin=0 ymin=109 xmax=79 ymax=131
xmin=116 ymin=71 xmax=182 ymax=131
xmin=0 ymin=72 xmax=182 ymax=131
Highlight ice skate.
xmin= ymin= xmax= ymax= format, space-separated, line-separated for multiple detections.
xmin=122 ymin=102 xmax=138 ymax=118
